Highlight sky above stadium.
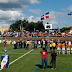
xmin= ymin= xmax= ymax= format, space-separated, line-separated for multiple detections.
xmin=0 ymin=0 xmax=72 ymax=29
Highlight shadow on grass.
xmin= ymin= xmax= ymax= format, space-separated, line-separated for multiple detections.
xmin=36 ymin=64 xmax=52 ymax=69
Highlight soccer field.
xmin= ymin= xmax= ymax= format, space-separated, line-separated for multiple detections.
xmin=0 ymin=43 xmax=72 ymax=72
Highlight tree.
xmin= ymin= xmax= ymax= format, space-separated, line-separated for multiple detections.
xmin=9 ymin=19 xmax=45 ymax=32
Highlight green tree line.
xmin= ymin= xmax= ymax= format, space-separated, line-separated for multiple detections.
xmin=9 ymin=18 xmax=45 ymax=32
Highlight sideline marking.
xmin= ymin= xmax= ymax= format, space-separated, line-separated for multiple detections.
xmin=6 ymin=53 xmax=41 ymax=55
xmin=0 ymin=49 xmax=34 ymax=71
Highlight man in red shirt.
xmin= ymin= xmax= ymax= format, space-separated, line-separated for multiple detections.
xmin=4 ymin=41 xmax=7 ymax=53
xmin=41 ymin=48 xmax=48 ymax=69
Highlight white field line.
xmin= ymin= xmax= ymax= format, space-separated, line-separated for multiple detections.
xmin=8 ymin=53 xmax=40 ymax=54
xmin=0 ymin=49 xmax=34 ymax=71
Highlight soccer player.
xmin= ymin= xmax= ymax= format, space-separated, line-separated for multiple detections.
xmin=67 ymin=42 xmax=70 ymax=55
xmin=61 ymin=42 xmax=65 ymax=55
xmin=57 ymin=42 xmax=61 ymax=54
xmin=41 ymin=48 xmax=48 ymax=69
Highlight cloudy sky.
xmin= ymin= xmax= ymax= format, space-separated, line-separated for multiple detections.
xmin=0 ymin=0 xmax=72 ymax=29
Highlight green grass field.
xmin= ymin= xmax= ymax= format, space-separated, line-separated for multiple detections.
xmin=0 ymin=43 xmax=72 ymax=72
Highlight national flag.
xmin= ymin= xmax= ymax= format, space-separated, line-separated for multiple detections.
xmin=45 ymin=12 xmax=49 ymax=19
xmin=41 ymin=15 xmax=44 ymax=20
xmin=68 ymin=12 xmax=72 ymax=15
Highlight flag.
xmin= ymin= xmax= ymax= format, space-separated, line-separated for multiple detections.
xmin=45 ymin=12 xmax=49 ymax=19
xmin=41 ymin=15 xmax=44 ymax=20
xmin=68 ymin=12 xmax=72 ymax=15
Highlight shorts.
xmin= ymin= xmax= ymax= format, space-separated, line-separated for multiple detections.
xmin=62 ymin=48 xmax=65 ymax=50
xmin=67 ymin=48 xmax=70 ymax=50
xmin=71 ymin=48 xmax=72 ymax=50
xmin=57 ymin=48 xmax=61 ymax=50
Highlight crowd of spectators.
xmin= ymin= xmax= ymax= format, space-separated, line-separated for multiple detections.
xmin=0 ymin=29 xmax=72 ymax=37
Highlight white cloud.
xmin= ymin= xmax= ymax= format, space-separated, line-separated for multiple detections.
xmin=0 ymin=0 xmax=41 ymax=28
xmin=29 ymin=9 xmax=42 ymax=15
xmin=0 ymin=0 xmax=40 ymax=4
xmin=62 ymin=5 xmax=72 ymax=12
xmin=67 ymin=5 xmax=72 ymax=11
xmin=0 ymin=10 xmax=26 ymax=28
xmin=28 ymin=16 xmax=40 ymax=22
xmin=29 ymin=0 xmax=41 ymax=4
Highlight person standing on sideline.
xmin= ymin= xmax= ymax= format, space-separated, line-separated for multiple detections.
xmin=52 ymin=40 xmax=56 ymax=50
xmin=19 ymin=39 xmax=22 ymax=48
xmin=34 ymin=40 xmax=37 ymax=49
xmin=41 ymin=48 xmax=48 ymax=69
xmin=50 ymin=42 xmax=52 ymax=53
xmin=45 ymin=39 xmax=47 ymax=49
xmin=13 ymin=40 xmax=16 ymax=49
xmin=29 ymin=40 xmax=32 ymax=49
xmin=3 ymin=39 xmax=7 ymax=53
xmin=17 ymin=39 xmax=20 ymax=49
xmin=41 ymin=39 xmax=43 ymax=48
xmin=26 ymin=40 xmax=29 ymax=50
xmin=24 ymin=40 xmax=26 ymax=49
xmin=50 ymin=50 xmax=57 ymax=70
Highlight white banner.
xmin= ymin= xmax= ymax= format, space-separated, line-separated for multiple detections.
xmin=45 ymin=24 xmax=52 ymax=29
